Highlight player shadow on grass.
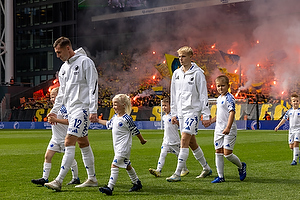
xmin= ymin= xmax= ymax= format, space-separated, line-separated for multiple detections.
xmin=145 ymin=185 xmax=239 ymax=197
xmin=244 ymin=177 xmax=300 ymax=184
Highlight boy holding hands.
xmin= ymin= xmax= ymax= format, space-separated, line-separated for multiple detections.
xmin=149 ymin=97 xmax=189 ymax=177
xmin=209 ymin=75 xmax=246 ymax=183
xmin=275 ymin=94 xmax=300 ymax=165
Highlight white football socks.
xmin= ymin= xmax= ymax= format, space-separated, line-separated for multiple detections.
xmin=70 ymin=159 xmax=79 ymax=179
xmin=56 ymin=146 xmax=75 ymax=183
xmin=108 ymin=167 xmax=119 ymax=190
xmin=42 ymin=162 xmax=51 ymax=180
xmin=193 ymin=146 xmax=210 ymax=170
xmin=293 ymin=147 xmax=299 ymax=162
xmin=215 ymin=153 xmax=224 ymax=178
xmin=225 ymin=153 xmax=242 ymax=169
xmin=127 ymin=167 xmax=139 ymax=184
xmin=175 ymin=148 xmax=189 ymax=176
xmin=157 ymin=147 xmax=168 ymax=171
xmin=81 ymin=145 xmax=97 ymax=181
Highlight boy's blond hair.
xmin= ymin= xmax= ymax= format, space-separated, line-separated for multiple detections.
xmin=113 ymin=94 xmax=132 ymax=115
xmin=50 ymin=87 xmax=59 ymax=95
xmin=177 ymin=46 xmax=193 ymax=56
xmin=215 ymin=75 xmax=229 ymax=85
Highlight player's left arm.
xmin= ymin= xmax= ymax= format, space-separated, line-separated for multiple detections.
xmin=84 ymin=59 xmax=99 ymax=122
xmin=196 ymin=72 xmax=210 ymax=126
xmin=137 ymin=133 xmax=147 ymax=145
xmin=126 ymin=115 xmax=147 ymax=144
xmin=223 ymin=110 xmax=235 ymax=135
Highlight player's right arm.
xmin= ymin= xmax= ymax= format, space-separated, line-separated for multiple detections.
xmin=97 ymin=119 xmax=107 ymax=126
xmin=171 ymin=116 xmax=178 ymax=125
xmin=48 ymin=116 xmax=68 ymax=125
xmin=274 ymin=118 xmax=286 ymax=131
xmin=170 ymin=72 xmax=177 ymax=118
xmin=49 ymin=68 xmax=65 ymax=115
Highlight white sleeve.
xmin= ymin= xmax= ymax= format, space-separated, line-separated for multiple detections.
xmin=50 ymin=68 xmax=65 ymax=114
xmin=170 ymin=72 xmax=177 ymax=118
xmin=84 ymin=58 xmax=98 ymax=114
xmin=196 ymin=71 xmax=210 ymax=120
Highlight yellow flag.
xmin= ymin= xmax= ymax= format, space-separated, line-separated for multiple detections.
xmin=165 ymin=54 xmax=180 ymax=76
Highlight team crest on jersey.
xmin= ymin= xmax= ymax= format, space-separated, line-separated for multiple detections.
xmin=62 ymin=70 xmax=65 ymax=76
xmin=175 ymin=75 xmax=179 ymax=80
xmin=188 ymin=76 xmax=194 ymax=85
xmin=73 ymin=65 xmax=79 ymax=75
xmin=118 ymin=122 xmax=123 ymax=127
xmin=221 ymin=101 xmax=224 ymax=104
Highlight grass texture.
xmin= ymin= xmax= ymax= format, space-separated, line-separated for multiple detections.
xmin=0 ymin=129 xmax=299 ymax=199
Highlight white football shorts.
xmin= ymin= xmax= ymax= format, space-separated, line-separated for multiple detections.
xmin=67 ymin=109 xmax=90 ymax=137
xmin=179 ymin=115 xmax=199 ymax=135
xmin=111 ymin=156 xmax=131 ymax=168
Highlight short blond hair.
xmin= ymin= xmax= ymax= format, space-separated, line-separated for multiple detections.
xmin=177 ymin=46 xmax=193 ymax=56
xmin=50 ymin=87 xmax=59 ymax=95
xmin=113 ymin=94 xmax=132 ymax=115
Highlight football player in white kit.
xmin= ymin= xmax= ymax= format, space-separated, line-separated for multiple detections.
xmin=45 ymin=37 xmax=98 ymax=191
xmin=98 ymin=94 xmax=147 ymax=196
xmin=149 ymin=97 xmax=189 ymax=177
xmin=166 ymin=46 xmax=212 ymax=182
xmin=31 ymin=87 xmax=80 ymax=186
xmin=209 ymin=75 xmax=246 ymax=183
xmin=275 ymin=93 xmax=300 ymax=165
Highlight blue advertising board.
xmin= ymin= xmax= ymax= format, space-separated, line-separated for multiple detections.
xmin=0 ymin=120 xmax=287 ymax=130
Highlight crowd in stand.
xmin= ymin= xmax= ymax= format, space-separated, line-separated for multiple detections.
xmin=14 ymin=85 xmax=287 ymax=112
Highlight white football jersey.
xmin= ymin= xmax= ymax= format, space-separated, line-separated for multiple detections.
xmin=51 ymin=47 xmax=98 ymax=115
xmin=162 ymin=113 xmax=180 ymax=146
xmin=51 ymin=105 xmax=68 ymax=144
xmin=284 ymin=108 xmax=300 ymax=133
xmin=170 ymin=62 xmax=210 ymax=120
xmin=106 ymin=114 xmax=140 ymax=158
xmin=215 ymin=92 xmax=237 ymax=135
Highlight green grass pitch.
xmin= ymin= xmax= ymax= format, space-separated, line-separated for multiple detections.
xmin=0 ymin=129 xmax=299 ymax=199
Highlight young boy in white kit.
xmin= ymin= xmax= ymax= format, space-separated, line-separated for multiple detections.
xmin=275 ymin=93 xmax=300 ymax=165
xmin=209 ymin=75 xmax=246 ymax=183
xmin=31 ymin=87 xmax=80 ymax=186
xmin=149 ymin=97 xmax=189 ymax=177
xmin=98 ymin=94 xmax=147 ymax=195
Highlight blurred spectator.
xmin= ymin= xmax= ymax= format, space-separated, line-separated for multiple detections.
xmin=263 ymin=111 xmax=271 ymax=120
